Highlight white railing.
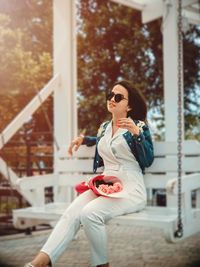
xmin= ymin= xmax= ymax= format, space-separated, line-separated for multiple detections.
xmin=0 ymin=74 xmax=60 ymax=186
xmin=0 ymin=74 xmax=60 ymax=149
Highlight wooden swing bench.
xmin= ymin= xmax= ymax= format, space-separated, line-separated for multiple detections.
xmin=13 ymin=140 xmax=200 ymax=243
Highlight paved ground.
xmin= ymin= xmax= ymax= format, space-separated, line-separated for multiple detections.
xmin=0 ymin=224 xmax=200 ymax=267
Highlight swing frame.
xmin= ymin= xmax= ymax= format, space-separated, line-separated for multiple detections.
xmin=0 ymin=0 xmax=199 ymax=243
xmin=13 ymin=142 xmax=200 ymax=243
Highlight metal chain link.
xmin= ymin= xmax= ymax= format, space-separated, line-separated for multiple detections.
xmin=174 ymin=0 xmax=183 ymax=238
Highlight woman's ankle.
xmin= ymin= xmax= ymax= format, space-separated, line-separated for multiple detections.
xmin=31 ymin=252 xmax=50 ymax=267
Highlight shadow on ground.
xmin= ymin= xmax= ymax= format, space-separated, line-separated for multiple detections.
xmin=0 ymin=259 xmax=16 ymax=267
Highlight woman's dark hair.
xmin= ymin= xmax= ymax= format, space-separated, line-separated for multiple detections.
xmin=114 ymin=80 xmax=148 ymax=123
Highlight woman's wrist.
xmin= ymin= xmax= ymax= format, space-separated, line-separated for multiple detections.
xmin=130 ymin=126 xmax=140 ymax=136
xmin=78 ymin=134 xmax=85 ymax=143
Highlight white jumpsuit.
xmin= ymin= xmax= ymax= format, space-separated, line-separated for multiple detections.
xmin=40 ymin=122 xmax=147 ymax=266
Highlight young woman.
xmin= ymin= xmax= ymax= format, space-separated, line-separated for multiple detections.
xmin=25 ymin=80 xmax=154 ymax=267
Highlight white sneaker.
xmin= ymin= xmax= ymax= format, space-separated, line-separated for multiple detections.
xmin=24 ymin=262 xmax=50 ymax=267
xmin=24 ymin=263 xmax=35 ymax=267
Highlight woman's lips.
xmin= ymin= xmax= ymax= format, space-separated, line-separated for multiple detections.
xmin=108 ymin=102 xmax=116 ymax=108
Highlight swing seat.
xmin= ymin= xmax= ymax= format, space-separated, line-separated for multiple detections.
xmin=13 ymin=140 xmax=200 ymax=243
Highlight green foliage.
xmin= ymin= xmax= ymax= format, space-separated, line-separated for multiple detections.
xmin=0 ymin=0 xmax=199 ymax=141
xmin=0 ymin=0 xmax=53 ymax=57
xmin=0 ymin=1 xmax=53 ymax=131
xmin=0 ymin=200 xmax=18 ymax=213
xmin=77 ymin=0 xmax=200 ymax=138
xmin=183 ymin=28 xmax=200 ymax=141
xmin=77 ymin=0 xmax=162 ymax=134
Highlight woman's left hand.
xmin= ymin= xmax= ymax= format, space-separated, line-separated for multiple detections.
xmin=117 ymin=118 xmax=140 ymax=136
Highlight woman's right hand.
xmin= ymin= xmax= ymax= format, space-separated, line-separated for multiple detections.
xmin=68 ymin=135 xmax=84 ymax=156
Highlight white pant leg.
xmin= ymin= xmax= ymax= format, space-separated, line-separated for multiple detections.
xmin=80 ymin=196 xmax=146 ymax=266
xmin=40 ymin=190 xmax=97 ymax=266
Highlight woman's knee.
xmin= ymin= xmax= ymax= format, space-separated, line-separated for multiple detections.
xmin=80 ymin=206 xmax=104 ymax=226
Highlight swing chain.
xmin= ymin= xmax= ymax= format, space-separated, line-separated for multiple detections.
xmin=174 ymin=0 xmax=183 ymax=238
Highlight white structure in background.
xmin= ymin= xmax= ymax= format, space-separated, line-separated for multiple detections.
xmin=112 ymin=0 xmax=200 ymax=141
xmin=0 ymin=0 xmax=199 ymax=242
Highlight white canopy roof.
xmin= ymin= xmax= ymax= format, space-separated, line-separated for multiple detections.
xmin=111 ymin=0 xmax=200 ymax=25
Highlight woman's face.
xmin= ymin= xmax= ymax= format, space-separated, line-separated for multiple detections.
xmin=107 ymin=84 xmax=130 ymax=116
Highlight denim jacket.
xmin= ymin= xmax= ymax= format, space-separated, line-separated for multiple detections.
xmin=82 ymin=119 xmax=154 ymax=174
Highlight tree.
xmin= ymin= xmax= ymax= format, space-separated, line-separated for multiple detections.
xmin=77 ymin=0 xmax=200 ymax=139
xmin=0 ymin=10 xmax=52 ymax=132
xmin=77 ymin=0 xmax=162 ymax=134
xmin=0 ymin=0 xmax=199 ymax=140
xmin=0 ymin=0 xmax=52 ymax=57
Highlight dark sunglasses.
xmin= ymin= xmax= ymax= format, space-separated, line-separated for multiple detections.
xmin=106 ymin=92 xmax=128 ymax=103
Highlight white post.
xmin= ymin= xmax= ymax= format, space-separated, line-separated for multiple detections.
xmin=163 ymin=0 xmax=184 ymax=142
xmin=53 ymin=0 xmax=77 ymax=201
xmin=53 ymin=0 xmax=77 ymax=148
